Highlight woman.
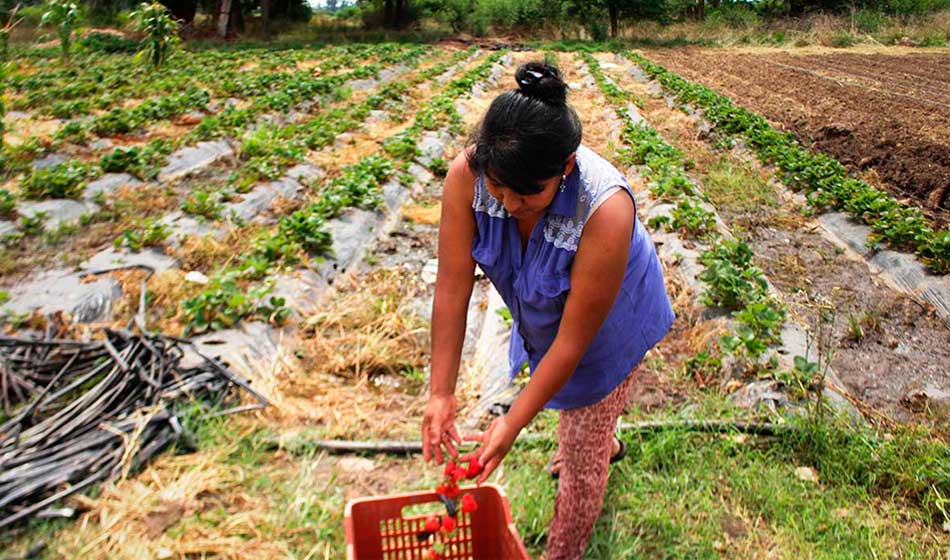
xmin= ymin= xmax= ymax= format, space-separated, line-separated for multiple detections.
xmin=422 ymin=61 xmax=674 ymax=558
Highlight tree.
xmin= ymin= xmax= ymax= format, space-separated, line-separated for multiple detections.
xmin=41 ymin=0 xmax=80 ymax=64
xmin=132 ymin=1 xmax=180 ymax=67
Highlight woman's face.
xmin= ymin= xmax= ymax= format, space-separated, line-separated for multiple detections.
xmin=485 ymin=174 xmax=560 ymax=219
xmin=484 ymin=155 xmax=576 ymax=220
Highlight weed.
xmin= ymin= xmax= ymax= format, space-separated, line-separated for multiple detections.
xmin=846 ymin=313 xmax=865 ymax=342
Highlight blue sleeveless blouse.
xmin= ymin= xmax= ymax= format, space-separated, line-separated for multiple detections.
xmin=471 ymin=145 xmax=674 ymax=409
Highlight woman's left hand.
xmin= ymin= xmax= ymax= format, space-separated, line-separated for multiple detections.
xmin=463 ymin=415 xmax=520 ymax=484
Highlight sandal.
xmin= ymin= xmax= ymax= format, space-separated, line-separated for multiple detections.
xmin=548 ymin=436 xmax=627 ymax=480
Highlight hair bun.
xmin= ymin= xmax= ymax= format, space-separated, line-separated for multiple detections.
xmin=515 ymin=62 xmax=567 ymax=105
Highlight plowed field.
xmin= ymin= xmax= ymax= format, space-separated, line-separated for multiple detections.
xmin=644 ymin=49 xmax=950 ymax=226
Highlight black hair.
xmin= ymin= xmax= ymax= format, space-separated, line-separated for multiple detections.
xmin=467 ymin=61 xmax=582 ymax=195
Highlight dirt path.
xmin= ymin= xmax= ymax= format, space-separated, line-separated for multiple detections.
xmin=643 ymin=48 xmax=950 ymax=224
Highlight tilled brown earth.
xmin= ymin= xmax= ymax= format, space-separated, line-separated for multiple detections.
xmin=643 ymin=48 xmax=950 ymax=226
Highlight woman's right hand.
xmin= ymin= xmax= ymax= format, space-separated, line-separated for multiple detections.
xmin=422 ymin=393 xmax=462 ymax=465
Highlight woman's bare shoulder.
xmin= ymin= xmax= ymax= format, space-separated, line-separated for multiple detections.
xmin=444 ymin=149 xmax=477 ymax=203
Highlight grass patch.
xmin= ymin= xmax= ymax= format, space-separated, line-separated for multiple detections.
xmin=501 ymin=405 xmax=948 ymax=559
xmin=702 ymin=155 xmax=778 ymax=214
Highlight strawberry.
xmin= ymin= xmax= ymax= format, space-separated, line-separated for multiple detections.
xmin=452 ymin=466 xmax=467 ymax=481
xmin=441 ymin=515 xmax=456 ymax=533
xmin=461 ymin=493 xmax=478 ymax=513
xmin=424 ymin=515 xmax=440 ymax=533
xmin=443 ymin=483 xmax=461 ymax=498
xmin=465 ymin=457 xmax=483 ymax=478
xmin=443 ymin=461 xmax=456 ymax=478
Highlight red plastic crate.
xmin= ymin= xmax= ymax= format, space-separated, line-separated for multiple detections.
xmin=345 ymin=483 xmax=530 ymax=559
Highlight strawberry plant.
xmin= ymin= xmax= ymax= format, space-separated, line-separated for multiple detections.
xmin=181 ymin=189 xmax=223 ymax=220
xmin=698 ymin=239 xmax=769 ymax=310
xmin=650 ymin=199 xmax=717 ymax=239
xmin=100 ymin=139 xmax=173 ymax=180
xmin=20 ymin=161 xmax=93 ymax=199
xmin=182 ymin=272 xmax=288 ymax=334
xmin=114 ymin=218 xmax=170 ymax=251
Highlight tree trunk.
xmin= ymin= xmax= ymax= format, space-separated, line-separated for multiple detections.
xmin=697 ymin=0 xmax=705 ymax=21
xmin=395 ymin=0 xmax=407 ymax=28
xmin=231 ymin=0 xmax=244 ymax=33
xmin=608 ymin=3 xmax=618 ymax=38
xmin=383 ymin=0 xmax=395 ymax=28
xmin=262 ymin=0 xmax=271 ymax=39
xmin=217 ymin=0 xmax=231 ymax=37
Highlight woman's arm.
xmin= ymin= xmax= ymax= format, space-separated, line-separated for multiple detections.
xmin=468 ymin=190 xmax=635 ymax=482
xmin=423 ymin=152 xmax=478 ymax=465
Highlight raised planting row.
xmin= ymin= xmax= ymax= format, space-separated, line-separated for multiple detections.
xmin=581 ymin=52 xmax=793 ymax=375
xmin=625 ymin=53 xmax=950 ymax=275
xmin=179 ymin=50 xmax=508 ymax=335
xmin=1 ymin=43 xmax=410 ymax=178
xmin=0 ymin=44 xmax=429 ymax=242
xmin=0 ymin=46 xmax=464 ymax=327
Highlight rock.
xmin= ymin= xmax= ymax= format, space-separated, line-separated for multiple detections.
xmin=224 ymin=177 xmax=302 ymax=222
xmin=794 ymin=466 xmax=819 ymax=483
xmin=31 ymin=153 xmax=68 ymax=170
xmin=80 ymin=247 xmax=178 ymax=274
xmin=0 ymin=220 xmax=15 ymax=237
xmin=83 ymin=173 xmax=142 ymax=201
xmin=17 ymin=199 xmax=99 ymax=231
xmin=338 ymin=457 xmax=376 ymax=473
xmin=271 ymin=269 xmax=329 ymax=318
xmin=185 ymin=270 xmax=210 ymax=284
xmin=646 ymin=81 xmax=664 ymax=96
xmin=1 ymin=269 xmax=121 ymax=323
xmin=158 ymin=141 xmax=234 ymax=183
xmin=6 ymin=110 xmax=30 ymax=120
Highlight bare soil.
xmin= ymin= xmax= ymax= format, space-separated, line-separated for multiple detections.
xmin=643 ymin=48 xmax=950 ymax=226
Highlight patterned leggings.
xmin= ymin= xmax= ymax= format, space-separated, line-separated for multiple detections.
xmin=546 ymin=369 xmax=637 ymax=559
